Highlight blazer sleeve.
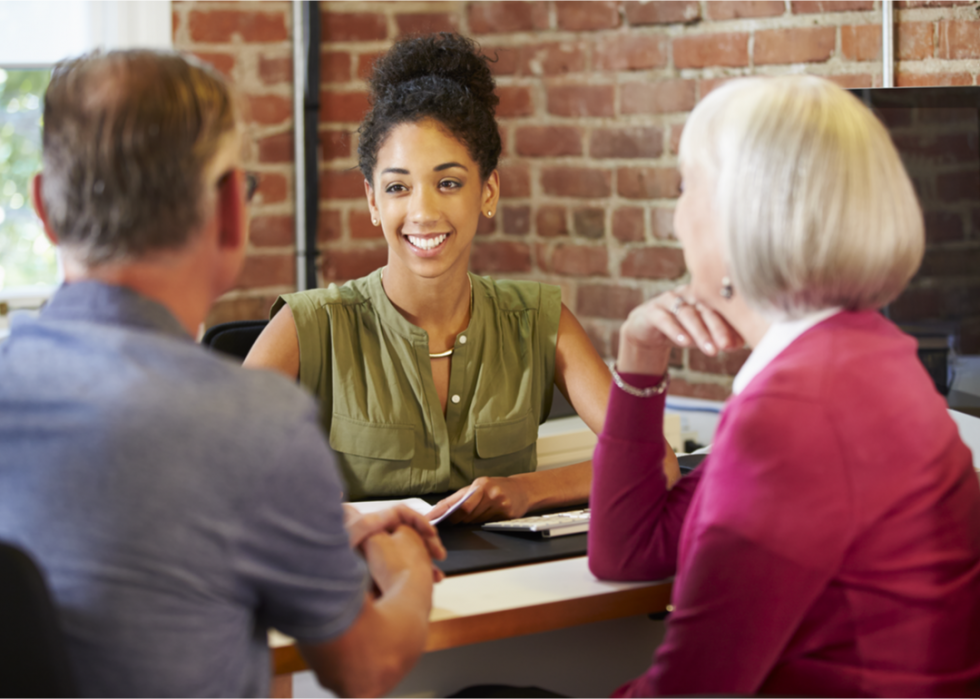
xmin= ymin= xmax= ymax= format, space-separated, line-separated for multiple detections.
xmin=588 ymin=374 xmax=701 ymax=581
xmin=622 ymin=394 xmax=854 ymax=696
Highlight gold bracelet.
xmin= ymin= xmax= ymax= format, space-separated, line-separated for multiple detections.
xmin=611 ymin=366 xmax=669 ymax=397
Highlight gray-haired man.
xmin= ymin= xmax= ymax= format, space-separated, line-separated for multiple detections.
xmin=0 ymin=50 xmax=442 ymax=697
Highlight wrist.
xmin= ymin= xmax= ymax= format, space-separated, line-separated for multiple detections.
xmin=617 ymin=333 xmax=671 ymax=376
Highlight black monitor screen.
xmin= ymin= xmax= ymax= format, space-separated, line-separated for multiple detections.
xmin=851 ymin=87 xmax=980 ymax=407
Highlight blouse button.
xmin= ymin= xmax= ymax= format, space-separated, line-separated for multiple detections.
xmin=459 ymin=335 xmax=467 ymax=345
xmin=451 ymin=394 xmax=461 ymax=404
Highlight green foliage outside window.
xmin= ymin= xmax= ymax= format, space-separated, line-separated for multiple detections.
xmin=0 ymin=68 xmax=55 ymax=290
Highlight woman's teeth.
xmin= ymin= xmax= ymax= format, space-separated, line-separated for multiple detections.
xmin=407 ymin=234 xmax=448 ymax=251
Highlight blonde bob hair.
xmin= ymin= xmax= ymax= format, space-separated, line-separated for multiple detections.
xmin=679 ymin=76 xmax=924 ymax=319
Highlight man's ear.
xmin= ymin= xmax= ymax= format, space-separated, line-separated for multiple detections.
xmin=30 ymin=173 xmax=59 ymax=246
xmin=217 ymin=170 xmax=246 ymax=252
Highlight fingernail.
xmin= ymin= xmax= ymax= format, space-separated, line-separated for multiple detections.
xmin=677 ymin=334 xmax=687 ymax=344
xmin=704 ymin=342 xmax=715 ymax=353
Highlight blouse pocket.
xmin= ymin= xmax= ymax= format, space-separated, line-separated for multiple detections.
xmin=474 ymin=411 xmax=538 ymax=476
xmin=329 ymin=414 xmax=416 ymax=499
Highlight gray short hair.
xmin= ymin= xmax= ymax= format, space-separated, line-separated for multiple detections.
xmin=40 ymin=50 xmax=238 ymax=265
xmin=680 ymin=76 xmax=924 ymax=319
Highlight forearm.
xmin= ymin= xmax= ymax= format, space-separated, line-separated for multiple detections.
xmin=509 ymin=459 xmax=592 ymax=513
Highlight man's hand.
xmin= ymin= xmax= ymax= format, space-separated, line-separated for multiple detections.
xmin=361 ymin=525 xmax=440 ymax=595
xmin=344 ymin=504 xmax=446 ymax=581
xmin=427 ymin=477 xmax=530 ymax=525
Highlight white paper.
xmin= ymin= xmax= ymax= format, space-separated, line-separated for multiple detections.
xmin=346 ymin=486 xmax=477 ymax=525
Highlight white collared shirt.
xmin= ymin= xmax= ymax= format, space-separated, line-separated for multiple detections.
xmin=732 ymin=307 xmax=843 ymax=396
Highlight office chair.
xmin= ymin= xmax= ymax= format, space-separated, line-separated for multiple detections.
xmin=201 ymin=319 xmax=269 ymax=362
xmin=0 ymin=541 xmax=77 ymax=698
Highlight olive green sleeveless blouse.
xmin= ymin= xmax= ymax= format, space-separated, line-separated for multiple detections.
xmin=272 ymin=270 xmax=561 ymax=500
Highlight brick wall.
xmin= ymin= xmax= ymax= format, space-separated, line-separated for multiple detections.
xmin=179 ymin=0 xmax=979 ymax=399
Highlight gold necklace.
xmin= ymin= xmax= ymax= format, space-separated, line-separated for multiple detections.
xmin=380 ymin=267 xmax=471 ymax=358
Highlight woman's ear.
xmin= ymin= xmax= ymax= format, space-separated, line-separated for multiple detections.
xmin=482 ymin=170 xmax=500 ymax=217
xmin=364 ymin=179 xmax=379 ymax=224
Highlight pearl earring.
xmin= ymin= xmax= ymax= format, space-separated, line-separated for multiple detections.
xmin=720 ymin=277 xmax=734 ymax=299
xmin=486 ymin=210 xmax=494 ymax=218
xmin=371 ymin=218 xmax=379 ymax=226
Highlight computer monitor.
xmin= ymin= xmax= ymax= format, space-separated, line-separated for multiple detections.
xmin=851 ymin=86 xmax=980 ymax=410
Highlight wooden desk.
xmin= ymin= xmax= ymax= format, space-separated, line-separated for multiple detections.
xmin=270 ymin=556 xmax=672 ymax=697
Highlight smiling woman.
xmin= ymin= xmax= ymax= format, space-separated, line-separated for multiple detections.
xmin=244 ymin=33 xmax=678 ymax=522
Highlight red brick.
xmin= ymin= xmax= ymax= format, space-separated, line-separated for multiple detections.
xmin=188 ymin=9 xmax=288 ymax=43
xmin=551 ymin=244 xmax=610 ymax=276
xmin=573 ymin=208 xmax=606 ymax=239
xmin=395 ymin=13 xmax=459 ymax=37
xmin=249 ymin=215 xmax=294 ymax=247
xmin=321 ymin=12 xmax=387 ymax=42
xmin=825 ymin=73 xmax=875 ymax=89
xmin=173 ymin=9 xmax=180 ymax=36
xmin=542 ymin=167 xmax=613 ymax=198
xmin=582 ymin=319 xmax=613 ymax=358
xmin=939 ymin=20 xmax=980 ymax=60
xmin=674 ymin=33 xmax=750 ymax=69
xmin=924 ymin=211 xmax=967 ymax=243
xmin=595 ymin=34 xmax=668 ymax=71
xmin=321 ymin=130 xmax=351 ymax=161
xmin=625 ymin=1 xmax=700 ymax=25
xmin=896 ymin=0 xmax=972 ymax=7
xmin=324 ymin=248 xmax=388 ymax=282
xmin=898 ymin=22 xmax=935 ymax=61
xmin=205 ymin=295 xmax=280 ymax=327
xmin=350 ymin=210 xmax=382 ymax=239
xmin=689 ymin=347 xmax=751 ymax=375
xmin=259 ymin=55 xmax=292 ymax=85
xmin=669 ymin=124 xmax=683 ymax=155
xmin=236 ymin=254 xmax=295 ymax=289
xmin=190 ymin=51 xmax=235 ymax=78
xmin=485 ymin=46 xmax=522 ymax=76
xmin=515 ymin=126 xmax=583 ymax=157
xmin=556 ymin=1 xmax=621 ymax=31
xmin=321 ymin=170 xmax=366 ymax=200
xmin=537 ymin=206 xmax=569 ymax=237
xmin=621 ymin=79 xmax=696 ymax=115
xmin=356 ymin=52 xmax=386 ymax=81
xmin=791 ymin=1 xmax=875 ymax=11
xmin=246 ymin=94 xmax=291 ymax=126
xmin=318 ymin=210 xmax=342 ymax=242
xmin=668 ymin=378 xmax=731 ymax=401
xmin=618 ymin=167 xmax=681 ymax=200
xmin=503 ymin=205 xmax=532 ymax=235
xmin=755 ymin=27 xmax=836 ymax=65
xmin=321 ymin=52 xmax=351 ymax=83
xmin=320 ymin=91 xmax=370 ymax=123
xmin=547 ymin=85 xmax=615 ymax=117
xmin=500 ymin=164 xmax=531 ymax=198
xmin=577 ymin=284 xmax=643 ymax=320
xmin=699 ymin=77 xmax=735 ymax=97
xmin=257 ymin=131 xmax=293 ymax=164
xmin=521 ymin=43 xmax=588 ymax=76
xmin=841 ymin=25 xmax=880 ymax=62
xmin=470 ymin=241 xmax=533 ymax=274
xmin=651 ymin=208 xmax=676 ymax=240
xmin=620 ymin=246 xmax=686 ymax=279
xmin=896 ymin=71 xmax=972 ymax=87
xmin=254 ymin=173 xmax=288 ymax=205
xmin=591 ymin=127 xmax=663 ymax=159
xmin=469 ymin=2 xmax=550 ymax=34
xmin=705 ymin=1 xmax=784 ymax=20
xmin=497 ymin=86 xmax=535 ymax=117
xmin=613 ymin=207 xmax=645 ymax=242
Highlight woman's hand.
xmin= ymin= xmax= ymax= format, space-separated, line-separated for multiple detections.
xmin=618 ymin=286 xmax=745 ymax=375
xmin=427 ymin=477 xmax=530 ymax=525
xmin=344 ymin=503 xmax=446 ymax=582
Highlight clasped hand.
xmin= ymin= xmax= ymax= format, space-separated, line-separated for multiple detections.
xmin=344 ymin=503 xmax=447 ymax=586
xmin=618 ymin=285 xmax=745 ymax=375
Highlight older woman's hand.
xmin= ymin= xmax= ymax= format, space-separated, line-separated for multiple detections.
xmin=618 ymin=286 xmax=745 ymax=376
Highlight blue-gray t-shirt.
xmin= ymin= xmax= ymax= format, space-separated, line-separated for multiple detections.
xmin=0 ymin=282 xmax=367 ymax=697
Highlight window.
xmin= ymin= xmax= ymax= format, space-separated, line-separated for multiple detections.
xmin=0 ymin=1 xmax=171 ymax=335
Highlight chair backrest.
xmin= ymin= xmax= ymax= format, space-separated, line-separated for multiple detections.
xmin=0 ymin=542 xmax=77 ymax=698
xmin=201 ymin=319 xmax=269 ymax=363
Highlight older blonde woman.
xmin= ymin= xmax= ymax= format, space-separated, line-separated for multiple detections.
xmin=589 ymin=76 xmax=980 ymax=696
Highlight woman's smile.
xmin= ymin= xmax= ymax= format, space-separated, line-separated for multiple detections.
xmin=404 ymin=232 xmax=450 ymax=253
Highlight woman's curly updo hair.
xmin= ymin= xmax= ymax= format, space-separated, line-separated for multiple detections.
xmin=358 ymin=32 xmax=501 ymax=184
